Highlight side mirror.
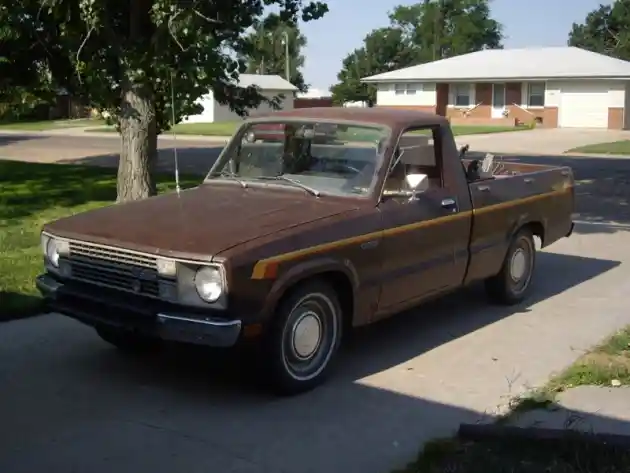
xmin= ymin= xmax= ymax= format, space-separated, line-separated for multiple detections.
xmin=405 ymin=173 xmax=429 ymax=200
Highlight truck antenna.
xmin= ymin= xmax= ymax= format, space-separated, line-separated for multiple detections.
xmin=169 ymin=70 xmax=181 ymax=194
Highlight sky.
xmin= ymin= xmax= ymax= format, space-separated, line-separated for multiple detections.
xmin=299 ymin=0 xmax=613 ymax=91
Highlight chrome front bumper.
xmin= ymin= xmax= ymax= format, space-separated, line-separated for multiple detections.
xmin=36 ymin=273 xmax=242 ymax=348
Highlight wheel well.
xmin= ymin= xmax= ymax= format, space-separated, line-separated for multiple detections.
xmin=522 ymin=221 xmax=545 ymax=247
xmin=278 ymin=271 xmax=354 ymax=331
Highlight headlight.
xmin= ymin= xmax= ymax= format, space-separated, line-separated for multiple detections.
xmin=194 ymin=266 xmax=224 ymax=303
xmin=42 ymin=234 xmax=69 ymax=268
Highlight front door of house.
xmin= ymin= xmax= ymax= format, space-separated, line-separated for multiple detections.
xmin=491 ymin=83 xmax=506 ymax=118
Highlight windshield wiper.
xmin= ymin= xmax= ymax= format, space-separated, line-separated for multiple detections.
xmin=257 ymin=175 xmax=320 ymax=197
xmin=211 ymin=170 xmax=247 ymax=188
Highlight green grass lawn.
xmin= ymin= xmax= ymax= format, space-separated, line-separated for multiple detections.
xmin=397 ymin=327 xmax=630 ymax=473
xmin=0 ymin=118 xmax=106 ymax=131
xmin=86 ymin=121 xmax=240 ymax=136
xmin=87 ymin=121 xmax=527 ymax=137
xmin=451 ymin=125 xmax=528 ymax=135
xmin=567 ymin=140 xmax=630 ymax=155
xmin=0 ymin=160 xmax=199 ymax=321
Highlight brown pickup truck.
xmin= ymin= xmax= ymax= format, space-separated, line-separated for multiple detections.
xmin=36 ymin=108 xmax=575 ymax=395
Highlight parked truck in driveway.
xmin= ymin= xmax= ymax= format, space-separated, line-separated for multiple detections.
xmin=36 ymin=108 xmax=575 ymax=395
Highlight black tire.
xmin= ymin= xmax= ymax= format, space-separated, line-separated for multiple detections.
xmin=95 ymin=326 xmax=161 ymax=354
xmin=262 ymin=280 xmax=344 ymax=396
xmin=485 ymin=228 xmax=536 ymax=305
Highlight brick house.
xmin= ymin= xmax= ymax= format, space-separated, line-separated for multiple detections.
xmin=361 ymin=47 xmax=630 ymax=129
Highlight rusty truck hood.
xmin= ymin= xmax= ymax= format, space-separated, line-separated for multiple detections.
xmin=43 ymin=183 xmax=359 ymax=260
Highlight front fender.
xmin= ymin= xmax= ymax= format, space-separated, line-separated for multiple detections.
xmin=261 ymin=256 xmax=359 ymax=318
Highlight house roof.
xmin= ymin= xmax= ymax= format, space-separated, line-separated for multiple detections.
xmin=237 ymin=74 xmax=297 ymax=90
xmin=361 ymin=47 xmax=630 ymax=82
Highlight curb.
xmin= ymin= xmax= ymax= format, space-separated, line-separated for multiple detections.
xmin=0 ymin=307 xmax=46 ymax=323
xmin=458 ymin=423 xmax=630 ymax=448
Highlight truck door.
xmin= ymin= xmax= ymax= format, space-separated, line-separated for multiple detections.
xmin=375 ymin=127 xmax=472 ymax=312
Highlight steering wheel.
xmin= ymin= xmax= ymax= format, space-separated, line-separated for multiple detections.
xmin=326 ymin=162 xmax=362 ymax=175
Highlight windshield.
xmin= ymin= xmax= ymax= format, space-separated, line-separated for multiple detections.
xmin=204 ymin=120 xmax=390 ymax=197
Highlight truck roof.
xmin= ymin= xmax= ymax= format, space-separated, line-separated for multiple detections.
xmin=249 ymin=107 xmax=449 ymax=130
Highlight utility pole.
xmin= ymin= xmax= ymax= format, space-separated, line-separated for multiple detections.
xmin=282 ymin=30 xmax=290 ymax=82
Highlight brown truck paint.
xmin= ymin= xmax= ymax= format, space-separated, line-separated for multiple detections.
xmin=39 ymin=107 xmax=575 ymax=342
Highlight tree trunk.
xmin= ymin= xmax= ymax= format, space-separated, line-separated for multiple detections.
xmin=116 ymin=85 xmax=158 ymax=203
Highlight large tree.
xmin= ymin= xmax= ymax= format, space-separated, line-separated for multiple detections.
xmin=568 ymin=0 xmax=630 ymax=60
xmin=239 ymin=13 xmax=309 ymax=93
xmin=0 ymin=1 xmax=327 ymax=202
xmin=330 ymin=0 xmax=503 ymax=105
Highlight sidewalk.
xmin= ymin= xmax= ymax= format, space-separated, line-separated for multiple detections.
xmin=509 ymin=386 xmax=630 ymax=436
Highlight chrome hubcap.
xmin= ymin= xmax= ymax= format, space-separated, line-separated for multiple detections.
xmin=510 ymin=248 xmax=527 ymax=281
xmin=292 ymin=312 xmax=322 ymax=359
xmin=281 ymin=292 xmax=339 ymax=382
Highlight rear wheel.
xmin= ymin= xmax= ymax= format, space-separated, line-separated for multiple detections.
xmin=485 ymin=228 xmax=536 ymax=305
xmin=263 ymin=280 xmax=344 ymax=396
xmin=95 ymin=326 xmax=161 ymax=354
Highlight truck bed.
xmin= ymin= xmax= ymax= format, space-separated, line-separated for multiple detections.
xmin=460 ymin=158 xmax=575 ymax=285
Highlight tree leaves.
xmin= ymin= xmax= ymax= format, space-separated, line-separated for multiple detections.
xmin=568 ymin=0 xmax=630 ymax=61
xmin=1 ymin=0 xmax=328 ymax=132
xmin=330 ymin=27 xmax=414 ymax=105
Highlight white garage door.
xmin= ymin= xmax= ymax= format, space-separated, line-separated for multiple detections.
xmin=559 ymin=83 xmax=609 ymax=128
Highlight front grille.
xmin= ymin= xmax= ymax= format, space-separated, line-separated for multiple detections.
xmin=67 ymin=241 xmax=161 ymax=297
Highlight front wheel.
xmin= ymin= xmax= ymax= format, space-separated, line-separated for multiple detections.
xmin=485 ymin=228 xmax=536 ymax=305
xmin=263 ymin=280 xmax=344 ymax=396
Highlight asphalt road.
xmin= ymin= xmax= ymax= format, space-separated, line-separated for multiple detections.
xmin=0 ymin=132 xmax=225 ymax=176
xmin=2 ymin=133 xmax=630 ymax=472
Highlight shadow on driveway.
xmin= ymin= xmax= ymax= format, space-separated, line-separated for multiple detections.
xmin=0 ymin=291 xmax=44 ymax=321
xmin=58 ymin=144 xmax=224 ymax=177
xmin=0 ymin=133 xmax=45 ymax=148
xmin=0 ymin=251 xmax=620 ymax=473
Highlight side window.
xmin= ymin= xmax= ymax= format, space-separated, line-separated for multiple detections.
xmin=383 ymin=127 xmax=443 ymax=195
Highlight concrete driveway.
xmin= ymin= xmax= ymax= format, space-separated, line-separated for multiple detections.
xmin=2 ymin=153 xmax=630 ymax=472
xmin=455 ymin=128 xmax=630 ymax=155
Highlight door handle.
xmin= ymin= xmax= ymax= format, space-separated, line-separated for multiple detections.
xmin=360 ymin=240 xmax=379 ymax=250
xmin=441 ymin=198 xmax=458 ymax=212
xmin=524 ymin=177 xmax=534 ymax=183
xmin=477 ymin=185 xmax=490 ymax=192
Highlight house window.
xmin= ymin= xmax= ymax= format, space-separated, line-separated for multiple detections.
xmin=527 ymin=82 xmax=545 ymax=107
xmin=453 ymin=84 xmax=470 ymax=107
xmin=405 ymin=83 xmax=419 ymax=95
xmin=394 ymin=83 xmax=421 ymax=95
